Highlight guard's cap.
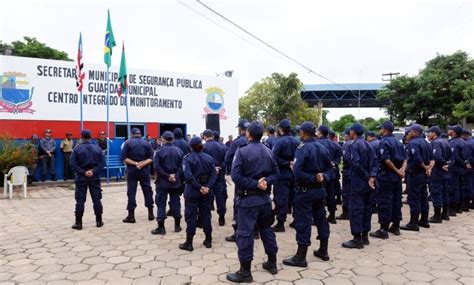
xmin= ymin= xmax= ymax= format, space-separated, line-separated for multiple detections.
xmin=81 ymin=129 xmax=92 ymax=139
xmin=428 ymin=126 xmax=442 ymax=135
xmin=408 ymin=124 xmax=423 ymax=133
xmin=162 ymin=131 xmax=174 ymax=140
xmin=203 ymin=129 xmax=214 ymax=137
xmin=189 ymin=136 xmax=202 ymax=146
xmin=350 ymin=123 xmax=364 ymax=135
xmin=237 ymin=119 xmax=250 ymax=129
xmin=300 ymin=121 xmax=316 ymax=134
xmin=247 ymin=121 xmax=264 ymax=138
xmin=448 ymin=125 xmax=463 ymax=135
xmin=278 ymin=119 xmax=291 ymax=129
xmin=377 ymin=121 xmax=395 ymax=132
xmin=131 ymin=128 xmax=141 ymax=135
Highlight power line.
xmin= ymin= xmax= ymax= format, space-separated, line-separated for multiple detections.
xmin=195 ymin=0 xmax=354 ymax=91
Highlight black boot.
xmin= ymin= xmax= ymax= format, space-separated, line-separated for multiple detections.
xmin=470 ymin=201 xmax=474 ymax=210
xmin=362 ymin=232 xmax=370 ymax=245
xmin=218 ymin=215 xmax=225 ymax=226
xmin=327 ymin=211 xmax=337 ymax=224
xmin=336 ymin=207 xmax=349 ymax=220
xmin=283 ymin=245 xmax=308 ymax=267
xmin=179 ymin=234 xmax=194 ymax=251
xmin=226 ymin=260 xmax=253 ymax=283
xmin=253 ymin=227 xmax=260 ymax=240
xmin=442 ymin=205 xmax=450 ymax=221
xmin=166 ymin=208 xmax=173 ymax=216
xmin=449 ymin=206 xmax=457 ymax=217
xmin=174 ymin=218 xmax=182 ymax=233
xmin=122 ymin=209 xmax=136 ymax=223
xmin=456 ymin=203 xmax=463 ymax=214
xmin=262 ymin=254 xmax=278 ymax=274
xmin=41 ymin=175 xmax=46 ymax=182
xmin=203 ymin=234 xmax=212 ymax=248
xmin=336 ymin=194 xmax=342 ymax=205
xmin=342 ymin=233 xmax=364 ymax=249
xmin=400 ymin=213 xmax=420 ymax=231
xmin=462 ymin=199 xmax=470 ymax=212
xmin=388 ymin=221 xmax=401 ymax=236
xmin=271 ymin=220 xmax=285 ymax=233
xmin=51 ymin=174 xmax=57 ymax=181
xmin=429 ymin=207 xmax=442 ymax=223
xmin=71 ymin=215 xmax=82 ymax=230
xmin=96 ymin=214 xmax=104 ymax=228
xmin=370 ymin=223 xmax=389 ymax=239
xmin=289 ymin=220 xmax=295 ymax=228
xmin=151 ymin=221 xmax=166 ymax=235
xmin=419 ymin=212 xmax=430 ymax=228
xmin=313 ymin=239 xmax=330 ymax=261
xmin=148 ymin=207 xmax=155 ymax=221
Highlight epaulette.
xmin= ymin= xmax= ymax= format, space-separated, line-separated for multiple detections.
xmin=183 ymin=153 xmax=192 ymax=159
xmin=297 ymin=142 xmax=305 ymax=149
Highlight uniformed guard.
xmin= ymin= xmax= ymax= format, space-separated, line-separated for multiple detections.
xmin=179 ymin=137 xmax=217 ymax=251
xmin=342 ymin=123 xmax=377 ymax=249
xmin=203 ymin=129 xmax=228 ymax=226
xmin=224 ymin=119 xmax=249 ymax=242
xmin=283 ymin=121 xmax=334 ymax=267
xmin=173 ymin=128 xmax=191 ymax=155
xmin=226 ymin=121 xmax=279 ymax=282
xmin=337 ymin=129 xmax=352 ymax=220
xmin=151 ymin=131 xmax=184 ymax=235
xmin=461 ymin=129 xmax=473 ymax=211
xmin=370 ymin=121 xmax=407 ymax=239
xmin=271 ymin=119 xmax=299 ymax=232
xmin=329 ymin=130 xmax=343 ymax=205
xmin=400 ymin=124 xmax=431 ymax=231
xmin=366 ymin=131 xmax=380 ymax=213
xmin=39 ymin=129 xmax=57 ymax=181
xmin=121 ymin=128 xmax=155 ymax=223
xmin=427 ymin=126 xmax=452 ymax=223
xmin=447 ymin=125 xmax=471 ymax=215
xmin=264 ymin=125 xmax=276 ymax=149
xmin=465 ymin=130 xmax=474 ymax=209
xmin=316 ymin=125 xmax=342 ymax=224
xmin=70 ymin=130 xmax=106 ymax=230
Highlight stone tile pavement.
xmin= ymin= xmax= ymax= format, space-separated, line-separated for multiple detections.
xmin=0 ymin=182 xmax=473 ymax=284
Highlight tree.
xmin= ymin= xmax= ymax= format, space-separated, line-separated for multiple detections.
xmin=331 ymin=114 xmax=356 ymax=133
xmin=377 ymin=51 xmax=474 ymax=127
xmin=239 ymin=73 xmax=320 ymax=127
xmin=0 ymin=37 xmax=71 ymax=61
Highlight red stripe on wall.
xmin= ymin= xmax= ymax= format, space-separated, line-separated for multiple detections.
xmin=1 ymin=120 xmax=114 ymax=139
xmin=147 ymin=123 xmax=159 ymax=137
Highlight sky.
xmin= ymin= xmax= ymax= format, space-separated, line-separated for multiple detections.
xmin=1 ymin=0 xmax=473 ymax=121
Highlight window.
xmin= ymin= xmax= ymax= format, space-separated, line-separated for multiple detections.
xmin=115 ymin=123 xmax=145 ymax=138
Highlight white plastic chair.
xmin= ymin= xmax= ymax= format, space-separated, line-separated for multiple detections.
xmin=3 ymin=166 xmax=29 ymax=199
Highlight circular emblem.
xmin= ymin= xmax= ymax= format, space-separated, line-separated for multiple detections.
xmin=206 ymin=91 xmax=224 ymax=112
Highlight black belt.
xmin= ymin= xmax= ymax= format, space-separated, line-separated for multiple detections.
xmin=238 ymin=189 xmax=268 ymax=197
xmin=295 ymin=182 xmax=324 ymax=192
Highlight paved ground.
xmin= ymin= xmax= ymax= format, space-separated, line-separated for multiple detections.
xmin=0 ymin=181 xmax=473 ymax=285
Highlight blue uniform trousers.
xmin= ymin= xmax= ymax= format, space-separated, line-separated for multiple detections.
xmin=184 ymin=188 xmax=212 ymax=236
xmin=75 ymin=179 xmax=102 ymax=216
xmin=349 ymin=188 xmax=372 ymax=235
xmin=156 ymin=187 xmax=182 ymax=221
xmin=461 ymin=172 xmax=472 ymax=203
xmin=236 ymin=199 xmax=277 ymax=261
xmin=213 ymin=174 xmax=227 ymax=216
xmin=407 ymin=173 xmax=429 ymax=215
xmin=273 ymin=178 xmax=293 ymax=222
xmin=126 ymin=169 xmax=154 ymax=210
xmin=429 ymin=179 xmax=449 ymax=207
xmin=294 ymin=188 xmax=329 ymax=246
xmin=342 ymin=174 xmax=351 ymax=208
xmin=325 ymin=178 xmax=337 ymax=213
xmin=376 ymin=178 xmax=402 ymax=224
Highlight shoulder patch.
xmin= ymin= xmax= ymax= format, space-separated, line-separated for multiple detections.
xmin=183 ymin=153 xmax=192 ymax=159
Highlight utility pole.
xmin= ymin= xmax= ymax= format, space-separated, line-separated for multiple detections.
xmin=382 ymin=72 xmax=400 ymax=81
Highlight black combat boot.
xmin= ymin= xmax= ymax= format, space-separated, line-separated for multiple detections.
xmin=429 ymin=207 xmax=442 ymax=223
xmin=51 ymin=174 xmax=57 ymax=181
xmin=336 ymin=206 xmax=349 ymax=220
xmin=283 ymin=245 xmax=308 ymax=267
xmin=151 ymin=221 xmax=166 ymax=235
xmin=400 ymin=213 xmax=420 ymax=231
xmin=262 ymin=254 xmax=278 ymax=274
xmin=226 ymin=260 xmax=253 ymax=283
xmin=449 ymin=206 xmax=457 ymax=217
xmin=442 ymin=205 xmax=450 ymax=221
xmin=419 ymin=212 xmax=430 ymax=228
xmin=218 ymin=215 xmax=225 ymax=226
xmin=289 ymin=220 xmax=295 ymax=228
xmin=362 ymin=232 xmax=370 ymax=245
xmin=166 ymin=208 xmax=173 ymax=216
xmin=271 ymin=220 xmax=285 ymax=233
xmin=96 ymin=214 xmax=104 ymax=228
xmin=71 ymin=215 xmax=82 ymax=230
xmin=226 ymin=224 xmax=237 ymax=242
xmin=147 ymin=207 xmax=155 ymax=221
xmin=462 ymin=199 xmax=470 ymax=212
xmin=122 ymin=209 xmax=136 ymax=223
xmin=41 ymin=175 xmax=46 ymax=182
xmin=456 ymin=203 xmax=463 ymax=214
xmin=327 ymin=211 xmax=337 ymax=224
xmin=203 ymin=234 xmax=212 ymax=249
xmin=174 ymin=218 xmax=182 ymax=233
xmin=342 ymin=233 xmax=364 ymax=249
xmin=313 ymin=239 xmax=330 ymax=261
xmin=388 ymin=221 xmax=401 ymax=235
xmin=470 ymin=200 xmax=474 ymax=210
xmin=370 ymin=223 xmax=389 ymax=239
xmin=179 ymin=234 xmax=194 ymax=251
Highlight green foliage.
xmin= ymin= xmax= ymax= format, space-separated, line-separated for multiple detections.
xmin=239 ymin=73 xmax=320 ymax=127
xmin=0 ymin=37 xmax=71 ymax=61
xmin=331 ymin=114 xmax=356 ymax=133
xmin=0 ymin=133 xmax=37 ymax=174
xmin=377 ymin=51 xmax=474 ymax=127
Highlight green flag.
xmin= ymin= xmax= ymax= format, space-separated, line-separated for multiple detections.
xmin=104 ymin=10 xmax=116 ymax=67
xmin=117 ymin=42 xmax=127 ymax=96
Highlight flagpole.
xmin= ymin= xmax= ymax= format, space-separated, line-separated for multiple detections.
xmin=106 ymin=66 xmax=110 ymax=184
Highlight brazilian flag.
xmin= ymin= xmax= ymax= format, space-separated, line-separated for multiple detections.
xmin=104 ymin=10 xmax=116 ymax=67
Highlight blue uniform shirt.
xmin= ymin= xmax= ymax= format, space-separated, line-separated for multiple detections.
xmin=173 ymin=138 xmax=191 ymax=156
xmin=430 ymin=137 xmax=452 ymax=180
xmin=272 ymin=134 xmax=300 ymax=179
xmin=349 ymin=137 xmax=377 ymax=191
xmin=378 ymin=134 xmax=407 ymax=182
xmin=121 ymin=137 xmax=154 ymax=172
xmin=407 ymin=135 xmax=431 ymax=174
xmin=40 ymin=137 xmax=56 ymax=153
xmin=293 ymin=137 xmax=335 ymax=191
xmin=183 ymin=151 xmax=217 ymax=190
xmin=264 ymin=135 xmax=276 ymax=149
xmin=342 ymin=140 xmax=353 ymax=175
xmin=70 ymin=141 xmax=105 ymax=181
xmin=225 ymin=135 xmax=248 ymax=172
xmin=153 ymin=143 xmax=184 ymax=188
xmin=317 ymin=136 xmax=342 ymax=165
xmin=449 ymin=137 xmax=468 ymax=173
xmin=468 ymin=137 xmax=474 ymax=164
xmin=203 ymin=140 xmax=227 ymax=169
